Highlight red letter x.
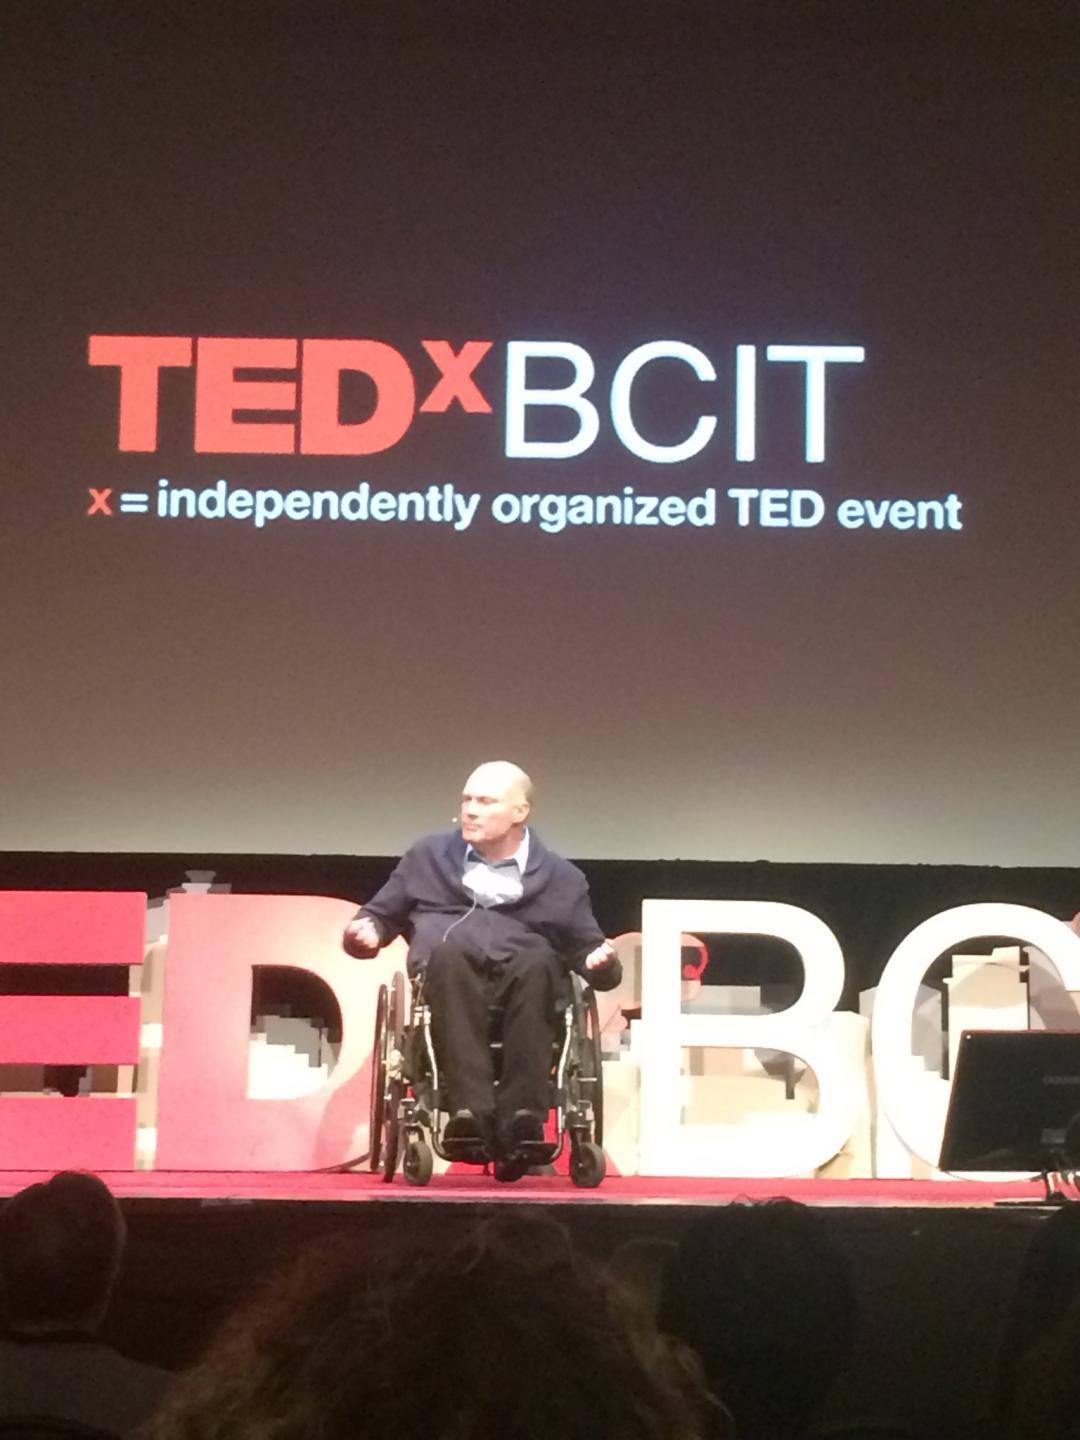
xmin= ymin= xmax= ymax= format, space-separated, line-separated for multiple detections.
xmin=418 ymin=340 xmax=493 ymax=413
xmin=87 ymin=488 xmax=113 ymax=516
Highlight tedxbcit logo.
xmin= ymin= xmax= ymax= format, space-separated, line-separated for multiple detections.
xmin=87 ymin=334 xmax=866 ymax=465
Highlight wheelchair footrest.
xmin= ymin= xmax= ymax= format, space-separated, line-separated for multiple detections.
xmin=439 ymin=1138 xmax=490 ymax=1165
xmin=438 ymin=1137 xmax=559 ymax=1167
xmin=514 ymin=1140 xmax=558 ymax=1163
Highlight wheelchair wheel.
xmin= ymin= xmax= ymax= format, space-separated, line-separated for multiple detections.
xmin=380 ymin=972 xmax=407 ymax=1183
xmin=570 ymin=1138 xmax=606 ymax=1189
xmin=403 ymin=1135 xmax=434 ymax=1186
xmin=368 ymin=984 xmax=389 ymax=1173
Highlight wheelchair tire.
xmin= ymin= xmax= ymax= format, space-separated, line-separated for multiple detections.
xmin=570 ymin=1139 xmax=606 ymax=1189
xmin=403 ymin=1136 xmax=434 ymax=1186
xmin=380 ymin=973 xmax=407 ymax=1183
xmin=368 ymin=983 xmax=389 ymax=1173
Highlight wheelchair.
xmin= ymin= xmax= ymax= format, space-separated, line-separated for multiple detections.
xmin=368 ymin=967 xmax=606 ymax=1187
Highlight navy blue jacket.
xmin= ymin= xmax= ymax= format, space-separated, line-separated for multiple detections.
xmin=359 ymin=829 xmax=621 ymax=990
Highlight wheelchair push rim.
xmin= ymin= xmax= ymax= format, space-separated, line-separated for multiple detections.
xmin=380 ymin=971 xmax=407 ymax=1182
xmin=584 ymin=984 xmax=604 ymax=1146
xmin=367 ymin=983 xmax=389 ymax=1173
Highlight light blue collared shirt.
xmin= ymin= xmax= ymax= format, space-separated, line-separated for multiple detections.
xmin=463 ymin=829 xmax=529 ymax=907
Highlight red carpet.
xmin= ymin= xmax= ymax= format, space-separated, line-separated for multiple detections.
xmin=0 ymin=1170 xmax=1053 ymax=1206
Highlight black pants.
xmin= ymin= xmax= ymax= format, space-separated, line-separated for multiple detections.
xmin=422 ymin=933 xmax=565 ymax=1123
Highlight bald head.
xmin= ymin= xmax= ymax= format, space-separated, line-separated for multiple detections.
xmin=460 ymin=761 xmax=533 ymax=859
xmin=465 ymin=761 xmax=533 ymax=806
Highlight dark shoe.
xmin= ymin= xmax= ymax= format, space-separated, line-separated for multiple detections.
xmin=444 ymin=1109 xmax=483 ymax=1143
xmin=497 ymin=1109 xmax=546 ymax=1155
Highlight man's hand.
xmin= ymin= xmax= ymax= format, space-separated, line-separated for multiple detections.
xmin=584 ymin=940 xmax=617 ymax=973
xmin=342 ymin=916 xmax=381 ymax=959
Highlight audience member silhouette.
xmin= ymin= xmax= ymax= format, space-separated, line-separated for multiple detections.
xmin=658 ymin=1199 xmax=858 ymax=1440
xmin=996 ymin=1202 xmax=1080 ymax=1440
xmin=147 ymin=1212 xmax=724 ymax=1440
xmin=0 ymin=1171 xmax=171 ymax=1436
xmin=1002 ymin=1290 xmax=1080 ymax=1440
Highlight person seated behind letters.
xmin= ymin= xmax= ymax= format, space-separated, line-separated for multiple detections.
xmin=343 ymin=761 xmax=620 ymax=1155
xmin=0 ymin=1170 xmax=172 ymax=1436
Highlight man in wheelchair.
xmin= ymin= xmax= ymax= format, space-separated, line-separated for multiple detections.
xmin=343 ymin=761 xmax=620 ymax=1163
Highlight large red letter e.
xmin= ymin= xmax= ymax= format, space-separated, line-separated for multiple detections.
xmin=0 ymin=891 xmax=145 ymax=1170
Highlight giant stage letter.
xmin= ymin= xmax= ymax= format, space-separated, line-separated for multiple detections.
xmin=872 ymin=903 xmax=1080 ymax=1173
xmin=636 ymin=899 xmax=859 ymax=1176
xmin=0 ymin=891 xmax=145 ymax=1169
xmin=155 ymin=893 xmax=400 ymax=1170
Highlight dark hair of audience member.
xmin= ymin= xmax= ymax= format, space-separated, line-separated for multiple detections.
xmin=146 ymin=1212 xmax=726 ymax=1440
xmin=1003 ymin=1281 xmax=1080 ymax=1440
xmin=995 ymin=1201 xmax=1080 ymax=1422
xmin=0 ymin=1169 xmax=126 ymax=1332
xmin=657 ymin=1198 xmax=858 ymax=1440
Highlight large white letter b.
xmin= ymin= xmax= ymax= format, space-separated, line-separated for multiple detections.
xmin=636 ymin=899 xmax=858 ymax=1177
xmin=505 ymin=342 xmax=599 ymax=459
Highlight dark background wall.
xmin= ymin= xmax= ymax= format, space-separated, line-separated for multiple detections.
xmin=3 ymin=850 xmax=1077 ymax=1009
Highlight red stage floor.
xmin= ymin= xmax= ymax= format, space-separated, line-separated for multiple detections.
xmin=0 ymin=1170 xmax=1054 ymax=1206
